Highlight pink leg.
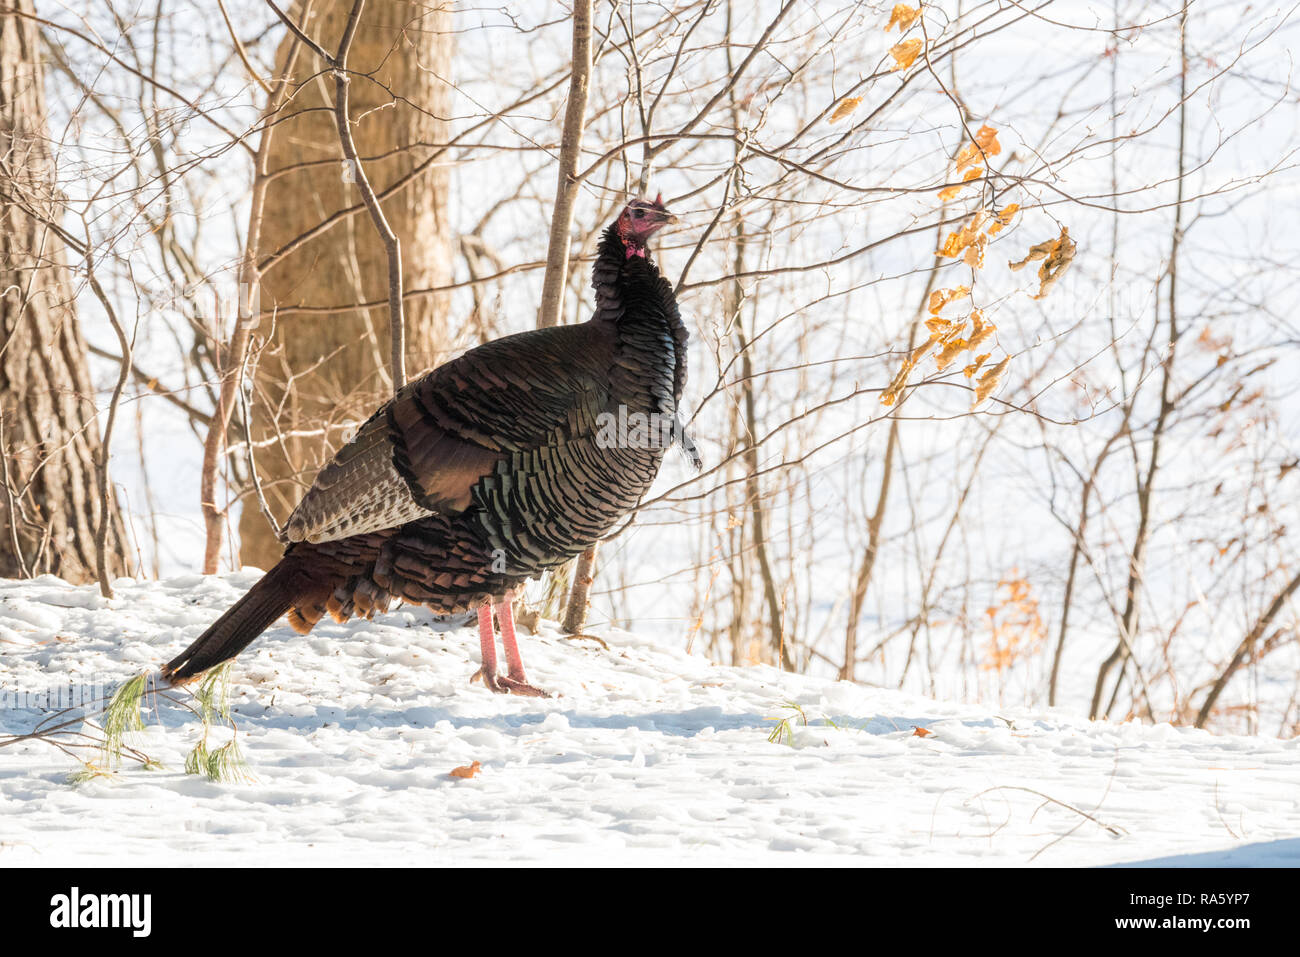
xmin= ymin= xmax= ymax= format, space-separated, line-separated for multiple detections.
xmin=495 ymin=594 xmax=549 ymax=697
xmin=470 ymin=603 xmax=504 ymax=692
xmin=470 ymin=597 xmax=549 ymax=697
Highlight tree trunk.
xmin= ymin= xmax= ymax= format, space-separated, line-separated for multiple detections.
xmin=238 ymin=0 xmax=453 ymax=569
xmin=0 ymin=1 xmax=130 ymax=583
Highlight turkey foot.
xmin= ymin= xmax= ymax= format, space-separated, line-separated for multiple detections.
xmin=474 ymin=599 xmax=551 ymax=697
xmin=469 ymin=664 xmax=549 ymax=697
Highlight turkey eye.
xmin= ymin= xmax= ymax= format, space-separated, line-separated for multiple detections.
xmin=634 ymin=209 xmax=644 ymax=218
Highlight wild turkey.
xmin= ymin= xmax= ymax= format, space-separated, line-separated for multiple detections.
xmin=161 ymin=196 xmax=694 ymax=696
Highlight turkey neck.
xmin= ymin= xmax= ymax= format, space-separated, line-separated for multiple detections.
xmin=592 ymin=224 xmax=684 ymax=418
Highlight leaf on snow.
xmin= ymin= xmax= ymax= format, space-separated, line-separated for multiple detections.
xmin=912 ymin=726 xmax=933 ymax=737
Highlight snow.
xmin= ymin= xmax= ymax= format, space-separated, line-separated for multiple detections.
xmin=1 ymin=575 xmax=1297 ymax=866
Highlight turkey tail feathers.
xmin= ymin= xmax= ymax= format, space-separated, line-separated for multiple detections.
xmin=161 ymin=562 xmax=299 ymax=685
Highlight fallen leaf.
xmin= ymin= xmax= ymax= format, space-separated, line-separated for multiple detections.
xmin=829 ymin=96 xmax=863 ymax=123
xmin=449 ymin=760 xmax=482 ymax=779
xmin=912 ymin=726 xmax=933 ymax=737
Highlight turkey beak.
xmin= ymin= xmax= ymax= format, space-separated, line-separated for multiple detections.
xmin=657 ymin=209 xmax=679 ymax=226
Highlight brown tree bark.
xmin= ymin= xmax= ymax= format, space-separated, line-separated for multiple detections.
xmin=0 ymin=1 xmax=130 ymax=583
xmin=237 ymin=0 xmax=454 ymax=569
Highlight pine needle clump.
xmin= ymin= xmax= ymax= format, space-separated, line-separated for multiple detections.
xmin=99 ymin=671 xmax=150 ymax=769
xmin=184 ymin=662 xmax=252 ymax=783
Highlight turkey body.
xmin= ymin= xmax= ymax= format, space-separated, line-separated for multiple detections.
xmin=162 ymin=219 xmax=689 ymax=684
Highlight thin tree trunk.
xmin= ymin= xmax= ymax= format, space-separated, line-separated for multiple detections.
xmin=549 ymin=1 xmax=596 ymax=632
xmin=842 ymin=409 xmax=899 ymax=681
xmin=537 ymin=0 xmax=592 ymax=330
xmin=1195 ymin=571 xmax=1300 ymax=729
xmin=729 ymin=211 xmax=791 ymax=671
xmin=561 ymin=541 xmax=599 ymax=634
xmin=200 ymin=11 xmax=308 ymax=574
xmin=1047 ymin=424 xmax=1125 ymax=705
xmin=841 ymin=255 xmax=942 ymax=680
xmin=1090 ymin=2 xmax=1189 ymax=721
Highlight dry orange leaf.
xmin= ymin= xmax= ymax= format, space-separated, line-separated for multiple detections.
xmin=935 ymin=337 xmax=968 ymax=372
xmin=886 ymin=4 xmax=921 ymax=32
xmin=829 ymin=96 xmax=863 ymax=123
xmin=966 ymin=310 xmax=996 ymax=352
xmin=963 ymin=352 xmax=992 ymax=379
xmin=955 ymin=124 xmax=1002 ymax=172
xmin=988 ymin=203 xmax=1019 ymax=236
xmin=962 ymin=233 xmax=988 ymax=269
xmin=880 ymin=356 xmax=918 ymax=406
xmin=982 ymin=572 xmax=1047 ymax=672
xmin=889 ymin=37 xmax=923 ymax=71
xmin=972 ymin=356 xmax=1011 ymax=408
xmin=449 ymin=760 xmax=482 ymax=779
xmin=912 ymin=726 xmax=933 ymax=737
xmin=927 ymin=285 xmax=970 ymax=315
xmin=938 ymin=166 xmax=983 ymax=202
xmin=1009 ymin=226 xmax=1076 ymax=299
xmin=975 ymin=124 xmax=1001 ymax=151
xmin=936 ymin=210 xmax=990 ymax=260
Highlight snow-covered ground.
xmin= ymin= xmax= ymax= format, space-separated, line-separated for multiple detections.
xmin=1 ymin=574 xmax=1296 ymax=867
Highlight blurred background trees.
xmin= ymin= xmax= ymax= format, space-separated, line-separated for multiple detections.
xmin=4 ymin=0 xmax=1300 ymax=736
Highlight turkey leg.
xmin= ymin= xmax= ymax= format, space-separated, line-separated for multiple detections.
xmin=471 ymin=595 xmax=549 ymax=697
